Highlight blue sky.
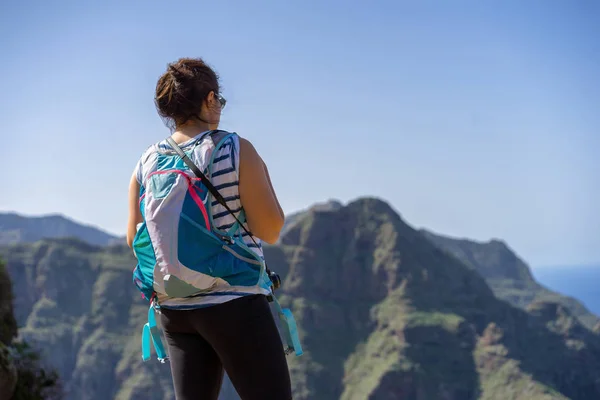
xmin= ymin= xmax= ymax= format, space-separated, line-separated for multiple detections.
xmin=0 ymin=0 xmax=598 ymax=267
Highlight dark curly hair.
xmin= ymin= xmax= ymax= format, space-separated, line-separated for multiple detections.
xmin=155 ymin=57 xmax=221 ymax=130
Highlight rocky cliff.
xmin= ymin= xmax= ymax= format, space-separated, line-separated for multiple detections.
xmin=0 ymin=259 xmax=62 ymax=400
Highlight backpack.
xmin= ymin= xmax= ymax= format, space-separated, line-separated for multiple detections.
xmin=131 ymin=130 xmax=302 ymax=362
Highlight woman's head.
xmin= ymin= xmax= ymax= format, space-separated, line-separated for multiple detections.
xmin=155 ymin=57 xmax=226 ymax=131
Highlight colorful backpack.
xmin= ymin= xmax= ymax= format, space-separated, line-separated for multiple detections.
xmin=131 ymin=130 xmax=302 ymax=362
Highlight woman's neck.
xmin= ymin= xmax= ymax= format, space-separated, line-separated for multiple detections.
xmin=172 ymin=121 xmax=216 ymax=143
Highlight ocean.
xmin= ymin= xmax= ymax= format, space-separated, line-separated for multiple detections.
xmin=531 ymin=265 xmax=600 ymax=318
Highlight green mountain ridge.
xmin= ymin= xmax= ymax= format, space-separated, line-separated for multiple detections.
xmin=1 ymin=197 xmax=600 ymax=399
xmin=279 ymin=199 xmax=344 ymax=239
xmin=419 ymin=229 xmax=600 ymax=331
xmin=277 ymin=197 xmax=600 ymax=399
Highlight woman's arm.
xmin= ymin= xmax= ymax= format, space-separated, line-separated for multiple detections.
xmin=262 ymin=159 xmax=285 ymax=220
xmin=126 ymin=172 xmax=143 ymax=248
xmin=238 ymin=138 xmax=285 ymax=244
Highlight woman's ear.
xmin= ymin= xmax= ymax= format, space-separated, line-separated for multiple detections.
xmin=207 ymin=91 xmax=216 ymax=105
xmin=202 ymin=91 xmax=217 ymax=113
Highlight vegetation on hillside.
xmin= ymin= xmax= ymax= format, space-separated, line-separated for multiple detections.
xmin=0 ymin=259 xmax=63 ymax=400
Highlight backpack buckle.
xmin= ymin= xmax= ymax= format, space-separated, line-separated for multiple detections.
xmin=218 ymin=233 xmax=234 ymax=244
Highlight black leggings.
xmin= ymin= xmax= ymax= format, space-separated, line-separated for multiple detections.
xmin=159 ymin=294 xmax=292 ymax=400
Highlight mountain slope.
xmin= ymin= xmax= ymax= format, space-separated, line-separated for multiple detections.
xmin=1 ymin=259 xmax=63 ymax=399
xmin=0 ymin=212 xmax=118 ymax=247
xmin=276 ymin=197 xmax=600 ymax=399
xmin=279 ymin=199 xmax=343 ymax=239
xmin=1 ymin=238 xmax=175 ymax=400
xmin=420 ymin=230 xmax=600 ymax=331
xmin=3 ymin=198 xmax=600 ymax=399
xmin=0 ymin=260 xmax=18 ymax=398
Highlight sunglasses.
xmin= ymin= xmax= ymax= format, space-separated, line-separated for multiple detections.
xmin=215 ymin=93 xmax=227 ymax=109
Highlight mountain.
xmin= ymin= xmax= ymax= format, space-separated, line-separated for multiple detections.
xmin=2 ymin=198 xmax=600 ymax=399
xmin=419 ymin=230 xmax=600 ymax=331
xmin=277 ymin=198 xmax=600 ymax=399
xmin=0 ymin=212 xmax=118 ymax=247
xmin=279 ymin=199 xmax=343 ymax=239
xmin=282 ymin=205 xmax=599 ymax=334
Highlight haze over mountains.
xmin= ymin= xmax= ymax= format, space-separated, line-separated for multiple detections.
xmin=0 ymin=212 xmax=119 ymax=247
xmin=1 ymin=198 xmax=599 ymax=400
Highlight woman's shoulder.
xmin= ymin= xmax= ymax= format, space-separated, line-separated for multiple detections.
xmin=236 ymin=135 xmax=261 ymax=161
xmin=132 ymin=142 xmax=161 ymax=184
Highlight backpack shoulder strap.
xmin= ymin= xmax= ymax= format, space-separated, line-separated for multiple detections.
xmin=209 ymin=130 xmax=235 ymax=148
xmin=165 ymin=136 xmax=226 ymax=206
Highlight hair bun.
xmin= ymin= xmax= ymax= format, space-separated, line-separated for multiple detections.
xmin=155 ymin=57 xmax=221 ymax=130
xmin=168 ymin=63 xmax=192 ymax=81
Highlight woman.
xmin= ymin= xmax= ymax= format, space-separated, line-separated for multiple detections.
xmin=126 ymin=57 xmax=292 ymax=400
